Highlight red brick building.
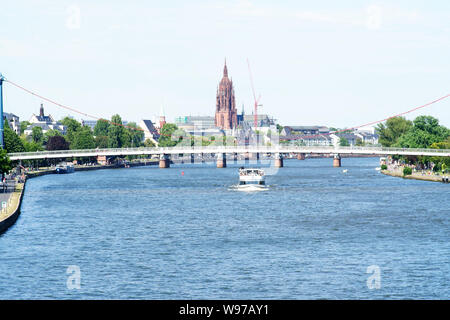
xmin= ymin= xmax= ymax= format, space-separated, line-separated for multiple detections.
xmin=215 ymin=61 xmax=237 ymax=130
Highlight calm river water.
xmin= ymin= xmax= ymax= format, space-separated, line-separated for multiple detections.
xmin=0 ymin=157 xmax=449 ymax=299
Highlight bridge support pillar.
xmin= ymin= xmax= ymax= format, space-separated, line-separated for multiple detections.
xmin=297 ymin=153 xmax=305 ymax=160
xmin=159 ymin=154 xmax=170 ymax=168
xmin=274 ymin=153 xmax=283 ymax=168
xmin=190 ymin=153 xmax=195 ymax=164
xmin=333 ymin=154 xmax=341 ymax=167
xmin=217 ymin=153 xmax=226 ymax=168
xmin=244 ymin=152 xmax=250 ymax=164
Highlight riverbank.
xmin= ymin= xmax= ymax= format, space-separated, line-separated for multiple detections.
xmin=26 ymin=159 xmax=159 ymax=176
xmin=381 ymin=169 xmax=449 ymax=183
xmin=0 ymin=159 xmax=159 ymax=235
xmin=0 ymin=182 xmax=25 ymax=234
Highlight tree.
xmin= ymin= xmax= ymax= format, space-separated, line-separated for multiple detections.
xmin=396 ymin=116 xmax=449 ymax=148
xmin=276 ymin=124 xmax=283 ymax=134
xmin=158 ymin=123 xmax=180 ymax=147
xmin=46 ymin=135 xmax=70 ymax=151
xmin=95 ymin=135 xmax=109 ymax=148
xmin=4 ymin=119 xmax=25 ymax=153
xmin=403 ymin=166 xmax=412 ymax=176
xmin=144 ymin=139 xmax=156 ymax=147
xmin=60 ymin=117 xmax=82 ymax=144
xmin=94 ymin=119 xmax=110 ymax=137
xmin=43 ymin=129 xmax=62 ymax=145
xmin=430 ymin=138 xmax=450 ymax=150
xmin=429 ymin=139 xmax=450 ymax=172
xmin=108 ymin=114 xmax=125 ymax=148
xmin=20 ymin=121 xmax=30 ymax=135
xmin=31 ymin=126 xmax=44 ymax=144
xmin=376 ymin=117 xmax=413 ymax=147
xmin=21 ymin=138 xmax=44 ymax=152
xmin=356 ymin=138 xmax=365 ymax=146
xmin=71 ymin=126 xmax=96 ymax=149
xmin=0 ymin=149 xmax=12 ymax=178
xmin=124 ymin=122 xmax=144 ymax=147
xmin=339 ymin=137 xmax=350 ymax=146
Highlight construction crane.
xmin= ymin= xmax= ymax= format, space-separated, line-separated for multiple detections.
xmin=247 ymin=59 xmax=262 ymax=130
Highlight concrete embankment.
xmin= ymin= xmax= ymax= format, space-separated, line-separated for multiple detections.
xmin=381 ymin=169 xmax=449 ymax=183
xmin=0 ymin=160 xmax=158 ymax=235
xmin=0 ymin=183 xmax=26 ymax=235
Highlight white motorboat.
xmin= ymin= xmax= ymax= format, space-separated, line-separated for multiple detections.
xmin=239 ymin=168 xmax=265 ymax=186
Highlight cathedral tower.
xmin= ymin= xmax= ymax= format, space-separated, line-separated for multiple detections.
xmin=215 ymin=61 xmax=237 ymax=130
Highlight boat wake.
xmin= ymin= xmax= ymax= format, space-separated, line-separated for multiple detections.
xmin=229 ymin=184 xmax=269 ymax=192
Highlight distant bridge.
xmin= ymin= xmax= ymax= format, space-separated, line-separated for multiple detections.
xmin=8 ymin=145 xmax=450 ymax=168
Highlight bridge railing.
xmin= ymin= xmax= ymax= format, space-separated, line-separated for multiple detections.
xmin=7 ymin=145 xmax=450 ymax=158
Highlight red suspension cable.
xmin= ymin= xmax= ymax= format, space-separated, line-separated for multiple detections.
xmin=5 ymin=78 xmax=450 ymax=140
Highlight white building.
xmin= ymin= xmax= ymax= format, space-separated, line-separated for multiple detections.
xmin=4 ymin=112 xmax=20 ymax=135
xmin=139 ymin=119 xmax=160 ymax=145
xmin=24 ymin=104 xmax=66 ymax=135
xmin=355 ymin=131 xmax=379 ymax=145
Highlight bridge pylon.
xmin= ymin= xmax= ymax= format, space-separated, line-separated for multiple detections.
xmin=274 ymin=153 xmax=283 ymax=168
xmin=244 ymin=152 xmax=250 ymax=165
xmin=159 ymin=154 xmax=170 ymax=168
xmin=333 ymin=154 xmax=341 ymax=167
xmin=217 ymin=152 xmax=226 ymax=168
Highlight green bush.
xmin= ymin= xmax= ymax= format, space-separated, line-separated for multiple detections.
xmin=381 ymin=164 xmax=387 ymax=170
xmin=403 ymin=167 xmax=412 ymax=176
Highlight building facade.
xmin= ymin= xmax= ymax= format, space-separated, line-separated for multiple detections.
xmin=4 ymin=112 xmax=20 ymax=135
xmin=139 ymin=119 xmax=160 ymax=145
xmin=241 ymin=114 xmax=276 ymax=128
xmin=355 ymin=131 xmax=379 ymax=145
xmin=25 ymin=104 xmax=66 ymax=135
xmin=281 ymin=126 xmax=329 ymax=136
xmin=175 ymin=116 xmax=216 ymax=131
xmin=215 ymin=62 xmax=237 ymax=130
xmin=81 ymin=119 xmax=98 ymax=131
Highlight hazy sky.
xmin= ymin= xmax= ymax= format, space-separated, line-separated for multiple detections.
xmin=1 ymin=0 xmax=450 ymax=128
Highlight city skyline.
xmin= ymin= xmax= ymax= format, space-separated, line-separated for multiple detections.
xmin=1 ymin=1 xmax=450 ymax=128
xmin=1 ymin=1 xmax=449 ymax=304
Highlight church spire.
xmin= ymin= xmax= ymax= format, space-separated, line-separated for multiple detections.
xmin=223 ymin=58 xmax=228 ymax=77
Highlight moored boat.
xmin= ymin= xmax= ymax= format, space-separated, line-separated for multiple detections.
xmin=55 ymin=162 xmax=75 ymax=174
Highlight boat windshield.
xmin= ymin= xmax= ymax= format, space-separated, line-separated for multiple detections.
xmin=239 ymin=169 xmax=264 ymax=176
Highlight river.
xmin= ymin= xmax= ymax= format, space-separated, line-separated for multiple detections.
xmin=0 ymin=157 xmax=449 ymax=299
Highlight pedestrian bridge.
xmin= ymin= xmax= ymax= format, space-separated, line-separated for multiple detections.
xmin=8 ymin=145 xmax=450 ymax=161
